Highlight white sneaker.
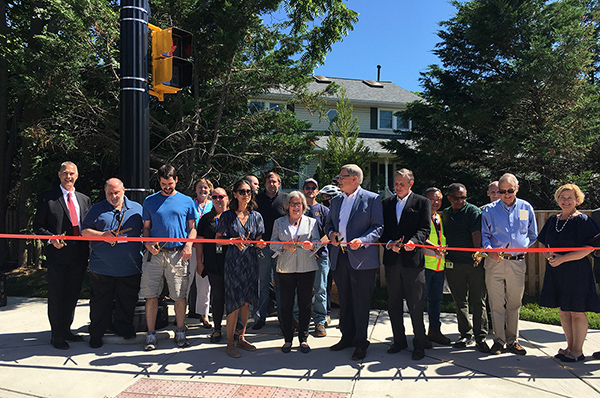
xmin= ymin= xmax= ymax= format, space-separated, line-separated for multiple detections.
xmin=145 ymin=332 xmax=157 ymax=351
xmin=174 ymin=329 xmax=189 ymax=347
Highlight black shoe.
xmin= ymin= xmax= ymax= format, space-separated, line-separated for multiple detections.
xmin=281 ymin=342 xmax=292 ymax=353
xmin=89 ymin=336 xmax=103 ymax=349
xmin=352 ymin=347 xmax=367 ymax=360
xmin=593 ymin=351 xmax=600 ymax=360
xmin=476 ymin=340 xmax=490 ymax=353
xmin=122 ymin=332 xmax=137 ymax=340
xmin=423 ymin=338 xmax=433 ymax=350
xmin=490 ymin=341 xmax=504 ymax=355
xmin=453 ymin=336 xmax=473 ymax=348
xmin=251 ymin=320 xmax=265 ymax=330
xmin=51 ymin=338 xmax=70 ymax=350
xmin=412 ymin=348 xmax=425 ymax=360
xmin=300 ymin=342 xmax=311 ymax=353
xmin=507 ymin=342 xmax=527 ymax=355
xmin=63 ymin=333 xmax=84 ymax=342
xmin=210 ymin=329 xmax=222 ymax=344
xmin=330 ymin=340 xmax=353 ymax=351
xmin=427 ymin=330 xmax=451 ymax=346
xmin=387 ymin=342 xmax=408 ymax=354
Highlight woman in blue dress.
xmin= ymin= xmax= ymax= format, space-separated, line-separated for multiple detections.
xmin=538 ymin=183 xmax=600 ymax=362
xmin=216 ymin=179 xmax=265 ymax=358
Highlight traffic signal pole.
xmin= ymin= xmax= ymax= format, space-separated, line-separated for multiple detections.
xmin=120 ymin=0 xmax=151 ymax=203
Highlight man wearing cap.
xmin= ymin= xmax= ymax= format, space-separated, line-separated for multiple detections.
xmin=481 ymin=173 xmax=537 ymax=355
xmin=302 ymin=178 xmax=330 ymax=336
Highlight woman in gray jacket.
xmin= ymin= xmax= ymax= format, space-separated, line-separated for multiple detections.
xmin=270 ymin=191 xmax=320 ymax=353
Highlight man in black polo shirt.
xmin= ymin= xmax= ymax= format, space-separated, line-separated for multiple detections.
xmin=253 ymin=171 xmax=288 ymax=329
xmin=441 ymin=183 xmax=489 ymax=353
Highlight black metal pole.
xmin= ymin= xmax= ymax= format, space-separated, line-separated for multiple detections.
xmin=120 ymin=0 xmax=151 ymax=204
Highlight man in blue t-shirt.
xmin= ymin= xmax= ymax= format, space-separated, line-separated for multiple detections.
xmin=82 ymin=178 xmax=143 ymax=349
xmin=141 ymin=165 xmax=198 ymax=350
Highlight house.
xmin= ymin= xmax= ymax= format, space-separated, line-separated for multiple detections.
xmin=251 ymin=76 xmax=422 ymax=195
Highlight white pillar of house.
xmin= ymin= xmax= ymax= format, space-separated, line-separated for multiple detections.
xmin=384 ymin=157 xmax=389 ymax=191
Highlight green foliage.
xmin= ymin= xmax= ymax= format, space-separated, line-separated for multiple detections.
xmin=313 ymin=86 xmax=376 ymax=185
xmin=384 ymin=0 xmax=600 ymax=208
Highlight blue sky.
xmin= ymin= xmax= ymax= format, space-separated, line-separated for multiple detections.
xmin=313 ymin=0 xmax=458 ymax=93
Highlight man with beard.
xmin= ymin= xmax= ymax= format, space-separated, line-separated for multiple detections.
xmin=141 ymin=165 xmax=198 ymax=350
xmin=81 ymin=178 xmax=143 ymax=348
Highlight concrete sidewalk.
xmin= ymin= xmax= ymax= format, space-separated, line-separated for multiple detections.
xmin=1 ymin=297 xmax=600 ymax=398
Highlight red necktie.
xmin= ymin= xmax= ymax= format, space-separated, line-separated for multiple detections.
xmin=67 ymin=192 xmax=80 ymax=236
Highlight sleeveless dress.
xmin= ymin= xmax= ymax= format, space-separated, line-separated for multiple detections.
xmin=216 ymin=210 xmax=265 ymax=314
xmin=538 ymin=214 xmax=600 ymax=312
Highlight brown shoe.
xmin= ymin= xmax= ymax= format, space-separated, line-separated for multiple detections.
xmin=315 ymin=324 xmax=327 ymax=337
xmin=427 ymin=330 xmax=451 ymax=346
xmin=508 ymin=342 xmax=526 ymax=355
xmin=226 ymin=343 xmax=241 ymax=358
xmin=237 ymin=338 xmax=257 ymax=351
xmin=490 ymin=341 xmax=504 ymax=355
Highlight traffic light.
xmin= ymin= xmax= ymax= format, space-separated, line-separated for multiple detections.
xmin=149 ymin=24 xmax=193 ymax=101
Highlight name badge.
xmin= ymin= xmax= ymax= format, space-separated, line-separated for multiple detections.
xmin=216 ymin=244 xmax=223 ymax=254
xmin=445 ymin=261 xmax=454 ymax=269
xmin=117 ymin=234 xmax=128 ymax=244
xmin=519 ymin=209 xmax=528 ymax=221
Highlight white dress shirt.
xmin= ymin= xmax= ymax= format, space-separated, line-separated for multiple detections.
xmin=339 ymin=187 xmax=360 ymax=242
xmin=60 ymin=185 xmax=81 ymax=224
xmin=396 ymin=191 xmax=412 ymax=224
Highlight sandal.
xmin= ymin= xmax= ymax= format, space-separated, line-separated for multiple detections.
xmin=561 ymin=352 xmax=585 ymax=362
xmin=210 ymin=329 xmax=222 ymax=343
xmin=201 ymin=318 xmax=212 ymax=329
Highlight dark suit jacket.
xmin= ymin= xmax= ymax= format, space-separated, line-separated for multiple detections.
xmin=325 ymin=187 xmax=383 ymax=271
xmin=380 ymin=192 xmax=431 ymax=268
xmin=33 ymin=186 xmax=91 ymax=265
xmin=592 ymin=209 xmax=600 ymax=278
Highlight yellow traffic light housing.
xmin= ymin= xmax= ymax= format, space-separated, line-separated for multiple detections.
xmin=149 ymin=24 xmax=193 ymax=101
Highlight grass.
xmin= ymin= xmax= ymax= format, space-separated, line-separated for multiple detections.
xmin=5 ymin=268 xmax=600 ymax=330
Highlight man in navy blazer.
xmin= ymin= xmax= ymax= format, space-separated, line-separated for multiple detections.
xmin=325 ymin=164 xmax=383 ymax=360
xmin=33 ymin=161 xmax=91 ymax=349
xmin=380 ymin=169 xmax=431 ymax=360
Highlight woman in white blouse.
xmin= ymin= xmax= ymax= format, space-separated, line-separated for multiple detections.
xmin=270 ymin=191 xmax=320 ymax=353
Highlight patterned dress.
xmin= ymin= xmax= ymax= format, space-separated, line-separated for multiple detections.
xmin=216 ymin=209 xmax=265 ymax=315
xmin=538 ymin=214 xmax=600 ymax=312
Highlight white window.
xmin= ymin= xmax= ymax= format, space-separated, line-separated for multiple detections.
xmin=378 ymin=109 xmax=411 ymax=131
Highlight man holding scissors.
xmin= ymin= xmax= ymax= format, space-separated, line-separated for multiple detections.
xmin=141 ymin=165 xmax=198 ymax=350
xmin=81 ymin=178 xmax=143 ymax=348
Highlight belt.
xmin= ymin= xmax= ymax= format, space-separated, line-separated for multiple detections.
xmin=160 ymin=245 xmax=184 ymax=252
xmin=505 ymin=254 xmax=525 ymax=260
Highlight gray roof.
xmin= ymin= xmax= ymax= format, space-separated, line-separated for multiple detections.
xmin=263 ymin=76 xmax=422 ymax=107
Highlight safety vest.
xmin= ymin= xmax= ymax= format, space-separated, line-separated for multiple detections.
xmin=425 ymin=213 xmax=446 ymax=271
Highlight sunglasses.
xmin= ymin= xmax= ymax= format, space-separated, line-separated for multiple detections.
xmin=236 ymin=189 xmax=252 ymax=196
xmin=304 ymin=186 xmax=317 ymax=191
xmin=498 ymin=189 xmax=515 ymax=194
xmin=211 ymin=194 xmax=226 ymax=200
xmin=449 ymin=195 xmax=467 ymax=200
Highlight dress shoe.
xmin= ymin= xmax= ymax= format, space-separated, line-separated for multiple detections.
xmin=507 ymin=342 xmax=526 ymax=355
xmin=51 ymin=338 xmax=70 ymax=350
xmin=387 ymin=342 xmax=408 ymax=354
xmin=63 ymin=333 xmax=84 ymax=342
xmin=427 ymin=330 xmax=451 ymax=346
xmin=352 ymin=347 xmax=367 ymax=360
xmin=592 ymin=351 xmax=600 ymax=360
xmin=453 ymin=336 xmax=473 ymax=348
xmin=412 ymin=348 xmax=425 ymax=360
xmin=300 ymin=342 xmax=311 ymax=353
xmin=423 ymin=338 xmax=433 ymax=349
xmin=476 ymin=340 xmax=490 ymax=353
xmin=89 ymin=336 xmax=103 ymax=349
xmin=251 ymin=320 xmax=265 ymax=330
xmin=330 ymin=340 xmax=353 ymax=351
xmin=490 ymin=341 xmax=504 ymax=355
xmin=281 ymin=342 xmax=292 ymax=353
xmin=122 ymin=332 xmax=137 ymax=340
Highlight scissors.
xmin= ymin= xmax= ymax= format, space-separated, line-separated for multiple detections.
xmin=334 ymin=234 xmax=346 ymax=254
xmin=473 ymin=243 xmax=511 ymax=266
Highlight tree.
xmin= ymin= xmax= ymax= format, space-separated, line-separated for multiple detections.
xmin=314 ymin=86 xmax=375 ymax=185
xmin=384 ymin=0 xmax=600 ymax=208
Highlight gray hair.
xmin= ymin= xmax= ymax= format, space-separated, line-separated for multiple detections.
xmin=104 ymin=178 xmax=124 ymax=190
xmin=283 ymin=191 xmax=308 ymax=214
xmin=395 ymin=168 xmax=414 ymax=183
xmin=341 ymin=164 xmax=363 ymax=184
xmin=499 ymin=173 xmax=518 ymax=189
xmin=59 ymin=161 xmax=78 ymax=173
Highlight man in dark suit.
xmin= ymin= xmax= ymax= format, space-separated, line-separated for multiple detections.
xmin=33 ymin=161 xmax=91 ymax=349
xmin=380 ymin=169 xmax=431 ymax=360
xmin=325 ymin=164 xmax=383 ymax=361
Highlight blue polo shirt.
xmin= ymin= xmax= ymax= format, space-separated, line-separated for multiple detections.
xmin=142 ymin=191 xmax=198 ymax=248
xmin=305 ymin=203 xmax=329 ymax=257
xmin=82 ymin=196 xmax=143 ymax=276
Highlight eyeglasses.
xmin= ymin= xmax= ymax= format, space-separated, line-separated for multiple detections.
xmin=498 ymin=189 xmax=515 ymax=194
xmin=290 ymin=202 xmax=303 ymax=207
xmin=449 ymin=195 xmax=467 ymax=200
xmin=211 ymin=195 xmax=226 ymax=200
xmin=236 ymin=189 xmax=252 ymax=195
xmin=304 ymin=186 xmax=317 ymax=191
xmin=337 ymin=174 xmax=351 ymax=179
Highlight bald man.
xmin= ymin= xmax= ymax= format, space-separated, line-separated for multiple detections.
xmin=81 ymin=178 xmax=144 ymax=348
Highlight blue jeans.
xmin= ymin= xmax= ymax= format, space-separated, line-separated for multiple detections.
xmin=255 ymin=247 xmax=279 ymax=322
xmin=424 ymin=268 xmax=445 ymax=332
xmin=293 ymin=255 xmax=330 ymax=325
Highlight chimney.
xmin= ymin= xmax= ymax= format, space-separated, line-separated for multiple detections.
xmin=377 ymin=65 xmax=381 ymax=82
